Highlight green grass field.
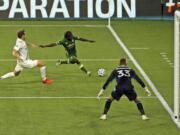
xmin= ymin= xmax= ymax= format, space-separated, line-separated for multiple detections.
xmin=0 ymin=20 xmax=179 ymax=135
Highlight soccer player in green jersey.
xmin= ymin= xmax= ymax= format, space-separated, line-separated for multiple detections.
xmin=39 ymin=31 xmax=95 ymax=76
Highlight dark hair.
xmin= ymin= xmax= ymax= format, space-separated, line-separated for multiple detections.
xmin=64 ymin=31 xmax=73 ymax=40
xmin=17 ymin=30 xmax=25 ymax=38
xmin=120 ymin=58 xmax=127 ymax=65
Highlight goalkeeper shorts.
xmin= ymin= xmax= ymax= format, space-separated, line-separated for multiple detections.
xmin=111 ymin=88 xmax=137 ymax=101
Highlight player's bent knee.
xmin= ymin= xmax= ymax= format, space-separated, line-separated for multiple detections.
xmin=134 ymin=98 xmax=141 ymax=103
xmin=37 ymin=60 xmax=45 ymax=67
xmin=70 ymin=60 xmax=79 ymax=64
xmin=70 ymin=61 xmax=76 ymax=64
xmin=107 ymin=96 xmax=114 ymax=101
xmin=14 ymin=71 xmax=21 ymax=76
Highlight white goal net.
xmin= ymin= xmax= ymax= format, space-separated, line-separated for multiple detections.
xmin=174 ymin=10 xmax=180 ymax=122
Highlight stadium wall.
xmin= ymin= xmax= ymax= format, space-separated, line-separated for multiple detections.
xmin=0 ymin=0 xmax=179 ymax=19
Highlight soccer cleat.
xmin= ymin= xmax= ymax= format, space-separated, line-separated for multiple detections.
xmin=56 ymin=59 xmax=62 ymax=66
xmin=142 ymin=115 xmax=149 ymax=120
xmin=87 ymin=71 xmax=91 ymax=76
xmin=100 ymin=114 xmax=107 ymax=120
xmin=42 ymin=79 xmax=54 ymax=84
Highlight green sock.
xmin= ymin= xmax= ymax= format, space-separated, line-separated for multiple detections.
xmin=58 ymin=59 xmax=70 ymax=64
xmin=61 ymin=60 xmax=69 ymax=64
xmin=79 ymin=64 xmax=88 ymax=74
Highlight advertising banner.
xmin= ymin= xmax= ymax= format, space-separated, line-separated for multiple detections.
xmin=0 ymin=0 xmax=179 ymax=19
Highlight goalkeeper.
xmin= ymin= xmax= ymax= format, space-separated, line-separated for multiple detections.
xmin=97 ymin=58 xmax=151 ymax=120
xmin=39 ymin=31 xmax=95 ymax=76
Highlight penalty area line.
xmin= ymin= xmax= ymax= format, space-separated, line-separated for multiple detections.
xmin=0 ymin=96 xmax=157 ymax=99
xmin=0 ymin=59 xmax=120 ymax=62
xmin=130 ymin=48 xmax=150 ymax=50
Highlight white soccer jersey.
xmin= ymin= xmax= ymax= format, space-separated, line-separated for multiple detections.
xmin=13 ymin=38 xmax=29 ymax=62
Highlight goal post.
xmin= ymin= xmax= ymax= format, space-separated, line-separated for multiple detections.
xmin=174 ymin=10 xmax=180 ymax=122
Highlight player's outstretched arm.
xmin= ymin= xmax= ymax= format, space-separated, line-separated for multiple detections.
xmin=97 ymin=70 xmax=115 ymax=99
xmin=78 ymin=37 xmax=95 ymax=43
xmin=97 ymin=88 xmax=105 ymax=99
xmin=39 ymin=43 xmax=57 ymax=48
xmin=132 ymin=71 xmax=151 ymax=96
xmin=144 ymin=87 xmax=151 ymax=96
xmin=27 ymin=42 xmax=38 ymax=48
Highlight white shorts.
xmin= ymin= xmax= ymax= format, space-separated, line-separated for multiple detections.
xmin=15 ymin=60 xmax=38 ymax=72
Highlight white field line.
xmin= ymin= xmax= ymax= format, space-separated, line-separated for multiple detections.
xmin=160 ymin=52 xmax=168 ymax=55
xmin=107 ymin=25 xmax=180 ymax=128
xmin=130 ymin=48 xmax=150 ymax=50
xmin=0 ymin=59 xmax=119 ymax=62
xmin=160 ymin=52 xmax=174 ymax=68
xmin=0 ymin=24 xmax=106 ymax=28
xmin=0 ymin=96 xmax=157 ymax=99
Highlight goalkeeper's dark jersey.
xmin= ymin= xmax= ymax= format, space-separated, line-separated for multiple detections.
xmin=56 ymin=36 xmax=80 ymax=56
xmin=103 ymin=66 xmax=145 ymax=90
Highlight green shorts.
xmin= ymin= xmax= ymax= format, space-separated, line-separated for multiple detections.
xmin=66 ymin=54 xmax=80 ymax=64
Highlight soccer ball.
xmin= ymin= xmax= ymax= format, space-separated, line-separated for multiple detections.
xmin=98 ymin=68 xmax=106 ymax=77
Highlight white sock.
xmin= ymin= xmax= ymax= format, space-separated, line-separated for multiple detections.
xmin=40 ymin=66 xmax=47 ymax=81
xmin=1 ymin=72 xmax=15 ymax=80
xmin=79 ymin=64 xmax=84 ymax=69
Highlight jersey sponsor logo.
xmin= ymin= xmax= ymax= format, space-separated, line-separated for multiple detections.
xmin=67 ymin=44 xmax=75 ymax=49
xmin=65 ymin=41 xmax=75 ymax=49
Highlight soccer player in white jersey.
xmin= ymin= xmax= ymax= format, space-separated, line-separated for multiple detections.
xmin=0 ymin=30 xmax=54 ymax=84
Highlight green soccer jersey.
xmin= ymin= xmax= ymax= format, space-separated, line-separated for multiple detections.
xmin=57 ymin=36 xmax=80 ymax=56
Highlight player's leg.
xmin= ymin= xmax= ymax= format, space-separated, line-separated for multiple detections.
xmin=0 ymin=64 xmax=22 ymax=80
xmin=21 ymin=59 xmax=53 ymax=84
xmin=56 ymin=53 xmax=70 ymax=65
xmin=77 ymin=62 xmax=91 ymax=76
xmin=71 ymin=57 xmax=91 ymax=76
xmin=36 ymin=60 xmax=46 ymax=80
xmin=103 ymin=95 xmax=114 ymax=114
xmin=0 ymin=71 xmax=17 ymax=80
xmin=36 ymin=60 xmax=54 ymax=84
xmin=134 ymin=98 xmax=149 ymax=120
xmin=100 ymin=95 xmax=114 ymax=120
xmin=100 ymin=89 xmax=122 ymax=120
xmin=125 ymin=89 xmax=149 ymax=120
xmin=134 ymin=98 xmax=145 ymax=115
xmin=56 ymin=55 xmax=91 ymax=76
xmin=0 ymin=72 xmax=15 ymax=80
xmin=56 ymin=59 xmax=69 ymax=65
xmin=67 ymin=56 xmax=91 ymax=76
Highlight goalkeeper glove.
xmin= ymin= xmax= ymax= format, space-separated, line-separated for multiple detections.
xmin=144 ymin=87 xmax=151 ymax=96
xmin=97 ymin=88 xmax=105 ymax=99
